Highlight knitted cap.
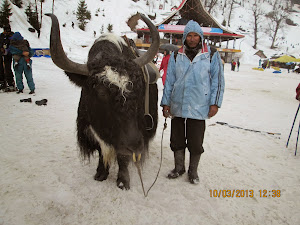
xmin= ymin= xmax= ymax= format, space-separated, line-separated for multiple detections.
xmin=11 ymin=32 xmax=24 ymax=41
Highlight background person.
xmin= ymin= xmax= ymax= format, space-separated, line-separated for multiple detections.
xmin=10 ymin=32 xmax=31 ymax=68
xmin=0 ymin=25 xmax=15 ymax=91
xmin=159 ymin=50 xmax=171 ymax=85
xmin=9 ymin=32 xmax=35 ymax=94
xmin=296 ymin=83 xmax=300 ymax=101
xmin=237 ymin=58 xmax=240 ymax=72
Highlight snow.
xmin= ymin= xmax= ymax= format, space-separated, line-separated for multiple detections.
xmin=1 ymin=0 xmax=300 ymax=224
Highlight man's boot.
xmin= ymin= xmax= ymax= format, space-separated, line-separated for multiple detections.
xmin=188 ymin=154 xmax=201 ymax=184
xmin=168 ymin=149 xmax=186 ymax=179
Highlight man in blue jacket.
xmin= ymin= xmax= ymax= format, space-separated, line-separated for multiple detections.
xmin=161 ymin=20 xmax=225 ymax=184
xmin=9 ymin=32 xmax=35 ymax=94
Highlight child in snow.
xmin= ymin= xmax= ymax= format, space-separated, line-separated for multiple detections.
xmin=10 ymin=32 xmax=31 ymax=68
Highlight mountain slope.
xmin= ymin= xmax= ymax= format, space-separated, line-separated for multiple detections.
xmin=7 ymin=0 xmax=300 ymax=64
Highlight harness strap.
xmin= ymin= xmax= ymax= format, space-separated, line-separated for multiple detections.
xmin=122 ymin=35 xmax=153 ymax=130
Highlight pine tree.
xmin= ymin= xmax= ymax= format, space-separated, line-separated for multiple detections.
xmin=107 ymin=24 xmax=113 ymax=33
xmin=76 ymin=0 xmax=91 ymax=31
xmin=0 ymin=0 xmax=12 ymax=28
xmin=25 ymin=3 xmax=40 ymax=31
xmin=12 ymin=0 xmax=23 ymax=8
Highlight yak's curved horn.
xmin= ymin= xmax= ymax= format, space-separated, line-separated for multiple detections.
xmin=133 ymin=14 xmax=160 ymax=67
xmin=45 ymin=13 xmax=89 ymax=76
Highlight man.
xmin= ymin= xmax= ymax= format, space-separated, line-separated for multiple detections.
xmin=9 ymin=32 xmax=35 ymax=94
xmin=161 ymin=20 xmax=225 ymax=184
xmin=0 ymin=25 xmax=15 ymax=91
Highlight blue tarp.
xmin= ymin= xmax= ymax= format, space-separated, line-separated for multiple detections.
xmin=32 ymin=48 xmax=51 ymax=57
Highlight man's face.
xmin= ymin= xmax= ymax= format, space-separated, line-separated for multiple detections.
xmin=185 ymin=32 xmax=201 ymax=48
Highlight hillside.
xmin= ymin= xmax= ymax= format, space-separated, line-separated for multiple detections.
xmin=6 ymin=0 xmax=300 ymax=65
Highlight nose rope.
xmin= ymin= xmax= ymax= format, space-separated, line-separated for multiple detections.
xmin=134 ymin=118 xmax=167 ymax=197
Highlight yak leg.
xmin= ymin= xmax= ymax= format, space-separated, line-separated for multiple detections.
xmin=117 ymin=155 xmax=131 ymax=190
xmin=94 ymin=148 xmax=110 ymax=181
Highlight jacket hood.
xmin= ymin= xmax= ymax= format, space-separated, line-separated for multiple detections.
xmin=11 ymin=32 xmax=23 ymax=41
xmin=182 ymin=20 xmax=204 ymax=45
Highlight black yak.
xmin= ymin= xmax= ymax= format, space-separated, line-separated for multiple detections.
xmin=46 ymin=13 xmax=160 ymax=190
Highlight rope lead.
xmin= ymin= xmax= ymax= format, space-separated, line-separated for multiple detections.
xmin=135 ymin=118 xmax=167 ymax=197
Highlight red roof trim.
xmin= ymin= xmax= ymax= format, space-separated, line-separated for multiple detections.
xmin=137 ymin=28 xmax=244 ymax=38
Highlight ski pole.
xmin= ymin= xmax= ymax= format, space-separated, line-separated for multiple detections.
xmin=295 ymin=120 xmax=300 ymax=156
xmin=286 ymin=103 xmax=300 ymax=148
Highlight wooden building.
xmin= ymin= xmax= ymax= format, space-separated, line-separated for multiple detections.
xmin=135 ymin=0 xmax=244 ymax=61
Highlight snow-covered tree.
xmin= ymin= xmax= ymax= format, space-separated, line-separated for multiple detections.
xmin=76 ymin=0 xmax=91 ymax=31
xmin=266 ymin=0 xmax=290 ymax=49
xmin=12 ymin=0 xmax=23 ymax=8
xmin=25 ymin=3 xmax=40 ymax=31
xmin=251 ymin=0 xmax=264 ymax=49
xmin=0 ymin=0 xmax=12 ymax=28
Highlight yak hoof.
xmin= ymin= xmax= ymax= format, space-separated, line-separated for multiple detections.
xmin=117 ymin=179 xmax=130 ymax=190
xmin=94 ymin=171 xmax=109 ymax=181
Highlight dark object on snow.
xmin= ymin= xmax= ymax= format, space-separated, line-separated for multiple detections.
xmin=5 ymin=86 xmax=16 ymax=92
xmin=20 ymin=98 xmax=32 ymax=103
xmin=28 ymin=28 xmax=36 ymax=33
xmin=295 ymin=68 xmax=300 ymax=74
xmin=216 ymin=121 xmax=281 ymax=136
xmin=46 ymin=13 xmax=160 ymax=190
xmin=35 ymin=99 xmax=47 ymax=106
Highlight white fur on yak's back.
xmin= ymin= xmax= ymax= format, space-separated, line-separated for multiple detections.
xmin=88 ymin=125 xmax=116 ymax=168
xmin=94 ymin=33 xmax=127 ymax=52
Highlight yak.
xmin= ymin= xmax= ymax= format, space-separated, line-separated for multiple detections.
xmin=46 ymin=13 xmax=160 ymax=190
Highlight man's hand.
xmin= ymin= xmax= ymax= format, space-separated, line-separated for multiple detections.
xmin=208 ymin=105 xmax=218 ymax=118
xmin=162 ymin=105 xmax=171 ymax=118
xmin=23 ymin=51 xmax=29 ymax=57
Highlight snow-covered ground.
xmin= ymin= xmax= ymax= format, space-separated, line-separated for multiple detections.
xmin=1 ymin=0 xmax=300 ymax=224
xmin=0 ymin=58 xmax=300 ymax=225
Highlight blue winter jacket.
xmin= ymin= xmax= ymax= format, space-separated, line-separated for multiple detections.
xmin=161 ymin=20 xmax=225 ymax=120
xmin=9 ymin=32 xmax=34 ymax=65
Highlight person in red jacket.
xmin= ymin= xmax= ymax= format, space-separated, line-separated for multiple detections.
xmin=159 ymin=50 xmax=171 ymax=85
xmin=296 ymin=83 xmax=300 ymax=101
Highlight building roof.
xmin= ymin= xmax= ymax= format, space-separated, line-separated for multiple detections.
xmin=138 ymin=0 xmax=244 ymax=41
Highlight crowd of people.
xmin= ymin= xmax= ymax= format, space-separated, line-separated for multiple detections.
xmin=0 ymin=25 xmax=35 ymax=94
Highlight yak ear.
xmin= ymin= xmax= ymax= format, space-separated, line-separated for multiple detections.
xmin=65 ymin=71 xmax=88 ymax=87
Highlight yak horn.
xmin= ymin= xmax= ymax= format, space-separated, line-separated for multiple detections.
xmin=45 ymin=13 xmax=89 ymax=76
xmin=133 ymin=14 xmax=160 ymax=67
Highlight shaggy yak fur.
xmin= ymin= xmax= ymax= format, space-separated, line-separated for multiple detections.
xmin=46 ymin=14 xmax=159 ymax=190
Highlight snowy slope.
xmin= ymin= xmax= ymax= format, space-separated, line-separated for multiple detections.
xmin=6 ymin=0 xmax=300 ymax=64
